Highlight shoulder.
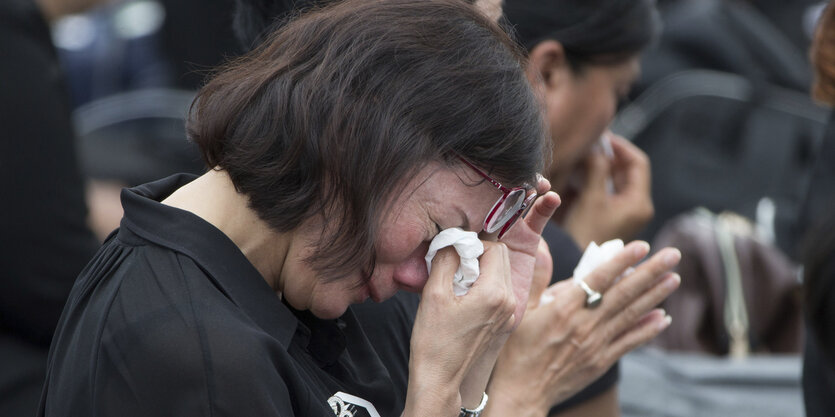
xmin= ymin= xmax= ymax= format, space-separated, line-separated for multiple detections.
xmin=95 ymin=249 xmax=292 ymax=415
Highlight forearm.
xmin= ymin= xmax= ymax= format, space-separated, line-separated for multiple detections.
xmin=402 ymin=368 xmax=461 ymax=417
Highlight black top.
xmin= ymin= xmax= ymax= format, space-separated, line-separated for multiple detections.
xmin=39 ymin=174 xmax=397 ymax=417
xmin=354 ymin=222 xmax=619 ymax=415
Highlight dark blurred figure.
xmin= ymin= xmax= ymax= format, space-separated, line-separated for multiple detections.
xmin=52 ymin=0 xmax=240 ymax=241
xmin=0 ymin=0 xmax=102 ymax=415
xmin=619 ymin=0 xmax=829 ymax=259
xmin=642 ymin=0 xmax=813 ymax=94
xmin=802 ymin=2 xmax=835 ymax=415
xmin=158 ymin=0 xmax=241 ymax=90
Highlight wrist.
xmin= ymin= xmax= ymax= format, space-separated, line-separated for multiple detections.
xmin=404 ymin=362 xmax=461 ymax=417
xmin=485 ymin=383 xmax=548 ymax=417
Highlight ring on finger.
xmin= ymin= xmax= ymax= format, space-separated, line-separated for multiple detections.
xmin=576 ymin=280 xmax=603 ymax=309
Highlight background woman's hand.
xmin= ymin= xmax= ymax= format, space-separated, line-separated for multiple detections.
xmin=485 ymin=241 xmax=681 ymax=417
xmin=563 ymin=133 xmax=654 ymax=249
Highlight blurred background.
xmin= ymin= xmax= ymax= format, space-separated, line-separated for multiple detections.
xmin=1 ymin=0 xmax=832 ymax=416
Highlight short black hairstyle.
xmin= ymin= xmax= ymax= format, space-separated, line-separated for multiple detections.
xmin=190 ymin=0 xmax=546 ymax=281
xmin=502 ymin=0 xmax=661 ymax=68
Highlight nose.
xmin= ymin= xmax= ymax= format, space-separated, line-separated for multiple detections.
xmin=392 ymin=241 xmax=430 ymax=292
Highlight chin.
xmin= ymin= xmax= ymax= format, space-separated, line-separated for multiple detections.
xmin=310 ymin=303 xmax=350 ymax=320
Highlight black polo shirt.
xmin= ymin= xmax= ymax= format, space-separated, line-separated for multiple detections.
xmin=38 ymin=174 xmax=397 ymax=417
xmin=354 ymin=222 xmax=619 ymax=415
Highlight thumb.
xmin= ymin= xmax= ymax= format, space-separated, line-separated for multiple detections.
xmin=423 ymin=246 xmax=461 ymax=296
xmin=528 ymin=237 xmax=553 ymax=308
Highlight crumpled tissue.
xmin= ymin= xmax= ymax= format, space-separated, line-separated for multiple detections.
xmin=540 ymin=239 xmax=625 ymax=305
xmin=573 ymin=239 xmax=624 ymax=284
xmin=425 ymin=227 xmax=484 ymax=296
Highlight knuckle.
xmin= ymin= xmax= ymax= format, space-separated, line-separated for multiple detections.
xmin=424 ymin=285 xmax=447 ymax=303
xmin=621 ymin=303 xmax=642 ymax=324
xmin=482 ymin=287 xmax=506 ymax=308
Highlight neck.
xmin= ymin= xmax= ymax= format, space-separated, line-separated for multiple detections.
xmin=162 ymin=169 xmax=290 ymax=292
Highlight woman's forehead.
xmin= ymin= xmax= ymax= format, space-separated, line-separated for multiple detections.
xmin=402 ymin=164 xmax=497 ymax=229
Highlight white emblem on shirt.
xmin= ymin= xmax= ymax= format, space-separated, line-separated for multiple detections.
xmin=327 ymin=391 xmax=380 ymax=417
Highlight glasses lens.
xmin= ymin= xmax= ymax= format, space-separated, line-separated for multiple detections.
xmin=484 ymin=188 xmax=526 ymax=233
xmin=496 ymin=191 xmax=537 ymax=238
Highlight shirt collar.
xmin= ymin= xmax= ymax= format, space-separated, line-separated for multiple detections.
xmin=119 ymin=173 xmax=298 ymax=348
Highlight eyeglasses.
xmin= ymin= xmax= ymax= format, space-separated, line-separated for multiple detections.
xmin=458 ymin=157 xmax=537 ymax=239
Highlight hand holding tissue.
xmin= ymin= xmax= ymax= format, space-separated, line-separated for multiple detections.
xmin=540 ymin=239 xmax=624 ymax=305
xmin=572 ymin=239 xmax=624 ymax=284
xmin=425 ymin=228 xmax=484 ymax=296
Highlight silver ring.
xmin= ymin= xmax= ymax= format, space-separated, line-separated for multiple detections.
xmin=576 ymin=280 xmax=602 ymax=308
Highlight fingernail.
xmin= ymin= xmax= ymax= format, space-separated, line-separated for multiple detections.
xmin=664 ymin=273 xmax=681 ymax=289
xmin=659 ymin=315 xmax=672 ymax=330
xmin=633 ymin=241 xmax=650 ymax=257
xmin=664 ymin=249 xmax=681 ymax=267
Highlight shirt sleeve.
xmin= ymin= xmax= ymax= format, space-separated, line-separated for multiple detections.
xmin=91 ymin=254 xmax=298 ymax=417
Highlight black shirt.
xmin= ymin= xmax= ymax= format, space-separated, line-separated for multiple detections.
xmin=354 ymin=222 xmax=619 ymax=415
xmin=39 ymin=174 xmax=397 ymax=417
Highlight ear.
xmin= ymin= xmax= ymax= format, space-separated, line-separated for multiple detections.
xmin=525 ymin=40 xmax=569 ymax=91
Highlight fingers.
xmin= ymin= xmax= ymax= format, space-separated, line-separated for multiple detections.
xmin=578 ymin=241 xmax=651 ymax=299
xmin=469 ymin=241 xmax=517 ymax=329
xmin=604 ymin=308 xmax=672 ymax=363
xmin=524 ymin=191 xmax=561 ymax=235
xmin=534 ymin=173 xmax=551 ymax=195
xmin=600 ymin=247 xmax=681 ymax=315
xmin=609 ymin=135 xmax=651 ymax=195
xmin=582 ymin=152 xmax=612 ymax=194
xmin=608 ymin=134 xmax=642 ymax=164
xmin=603 ymin=271 xmax=680 ymax=337
xmin=422 ymin=246 xmax=461 ymax=297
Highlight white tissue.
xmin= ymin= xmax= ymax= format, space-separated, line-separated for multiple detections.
xmin=424 ymin=227 xmax=484 ymax=296
xmin=572 ymin=239 xmax=624 ymax=284
xmin=539 ymin=239 xmax=626 ymax=306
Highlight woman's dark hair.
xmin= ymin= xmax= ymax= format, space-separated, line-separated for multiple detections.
xmin=812 ymin=0 xmax=835 ymax=106
xmin=501 ymin=0 xmax=661 ymax=70
xmin=189 ymin=0 xmax=546 ymax=282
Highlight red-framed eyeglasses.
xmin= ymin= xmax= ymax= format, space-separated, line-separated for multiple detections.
xmin=458 ymin=157 xmax=537 ymax=239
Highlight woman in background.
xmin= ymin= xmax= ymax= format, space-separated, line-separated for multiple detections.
xmin=802 ymin=1 xmax=835 ymax=415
